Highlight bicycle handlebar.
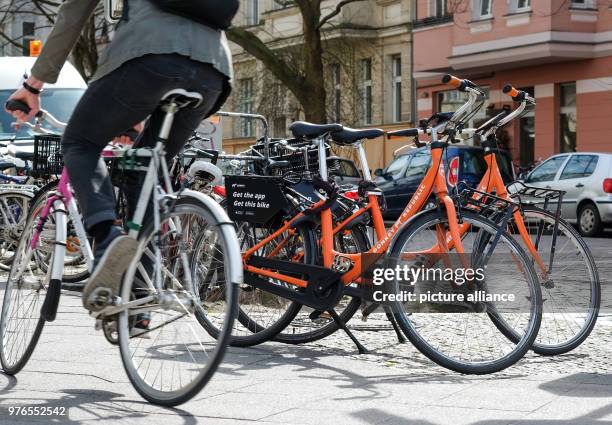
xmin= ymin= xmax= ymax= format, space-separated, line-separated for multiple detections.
xmin=502 ymin=84 xmax=536 ymax=105
xmin=5 ymin=99 xmax=43 ymax=118
xmin=442 ymin=74 xmax=482 ymax=94
xmin=5 ymin=99 xmax=67 ymax=131
xmin=387 ymin=128 xmax=423 ymax=139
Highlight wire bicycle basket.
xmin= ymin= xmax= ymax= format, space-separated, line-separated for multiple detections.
xmin=32 ymin=134 xmax=63 ymax=179
xmin=251 ymin=138 xmax=330 ymax=177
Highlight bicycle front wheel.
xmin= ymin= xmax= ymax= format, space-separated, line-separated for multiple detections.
xmin=0 ymin=200 xmax=58 ymax=374
xmin=118 ymin=197 xmax=239 ymax=406
xmin=388 ymin=209 xmax=542 ymax=374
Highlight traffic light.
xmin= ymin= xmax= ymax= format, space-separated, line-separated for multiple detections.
xmin=29 ymin=40 xmax=42 ymax=57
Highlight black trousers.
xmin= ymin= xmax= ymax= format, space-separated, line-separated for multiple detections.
xmin=61 ymin=54 xmax=227 ymax=230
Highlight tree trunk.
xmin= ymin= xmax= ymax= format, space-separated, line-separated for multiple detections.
xmin=298 ymin=0 xmax=327 ymax=123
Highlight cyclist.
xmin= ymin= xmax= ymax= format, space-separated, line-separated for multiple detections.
xmin=5 ymin=0 xmax=233 ymax=312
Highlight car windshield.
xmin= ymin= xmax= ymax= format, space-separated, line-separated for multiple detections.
xmin=460 ymin=150 xmax=487 ymax=176
xmin=0 ymin=88 xmax=84 ymax=140
xmin=384 ymin=154 xmax=411 ymax=178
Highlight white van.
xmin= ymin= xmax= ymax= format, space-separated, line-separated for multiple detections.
xmin=0 ymin=57 xmax=86 ymax=165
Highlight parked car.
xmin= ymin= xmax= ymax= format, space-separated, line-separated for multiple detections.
xmin=328 ymin=156 xmax=362 ymax=186
xmin=374 ymin=145 xmax=515 ymax=220
xmin=519 ymin=152 xmax=612 ymax=236
xmin=0 ymin=56 xmax=87 ymax=167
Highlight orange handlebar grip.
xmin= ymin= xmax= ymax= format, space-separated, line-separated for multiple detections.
xmin=503 ymin=84 xmax=520 ymax=98
xmin=442 ymin=74 xmax=462 ymax=89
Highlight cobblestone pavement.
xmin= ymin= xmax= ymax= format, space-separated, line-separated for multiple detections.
xmin=0 ymin=236 xmax=609 ymax=424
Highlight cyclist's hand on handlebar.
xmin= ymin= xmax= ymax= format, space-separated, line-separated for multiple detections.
xmin=5 ymin=77 xmax=43 ymax=122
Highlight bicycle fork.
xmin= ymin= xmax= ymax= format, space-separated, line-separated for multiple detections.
xmin=40 ymin=199 xmax=67 ymax=322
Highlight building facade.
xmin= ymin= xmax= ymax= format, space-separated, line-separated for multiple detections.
xmin=223 ymin=0 xmax=414 ymax=170
xmin=413 ymin=0 xmax=612 ymax=166
xmin=0 ymin=1 xmax=53 ymax=57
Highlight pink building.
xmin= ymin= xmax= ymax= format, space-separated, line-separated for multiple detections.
xmin=413 ymin=0 xmax=612 ymax=165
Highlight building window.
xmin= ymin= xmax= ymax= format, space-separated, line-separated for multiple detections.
xmin=510 ymin=0 xmax=531 ymax=12
xmin=570 ymin=0 xmax=595 ymax=9
xmin=22 ymin=22 xmax=35 ymax=56
xmin=391 ymin=55 xmax=402 ymax=123
xmin=475 ymin=0 xmax=492 ymax=18
xmin=559 ymin=83 xmax=577 ymax=153
xmin=332 ymin=64 xmax=341 ymax=122
xmin=361 ymin=59 xmax=372 ymax=125
xmin=240 ymin=78 xmax=254 ymax=137
xmin=246 ymin=0 xmax=259 ymax=26
xmin=272 ymin=0 xmax=286 ymax=10
xmin=430 ymin=0 xmax=446 ymax=17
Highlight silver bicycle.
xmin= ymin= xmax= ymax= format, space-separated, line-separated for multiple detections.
xmin=1 ymin=90 xmax=242 ymax=406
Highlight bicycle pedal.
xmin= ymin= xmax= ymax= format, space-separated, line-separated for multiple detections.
xmin=87 ymin=287 xmax=114 ymax=308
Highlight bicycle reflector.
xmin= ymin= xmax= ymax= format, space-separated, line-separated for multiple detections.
xmin=213 ymin=185 xmax=226 ymax=197
xmin=603 ymin=178 xmax=612 ymax=194
xmin=343 ymin=190 xmax=360 ymax=200
xmin=29 ymin=40 xmax=42 ymax=57
xmin=448 ymin=156 xmax=460 ymax=187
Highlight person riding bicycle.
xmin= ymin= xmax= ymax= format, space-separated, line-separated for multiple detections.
xmin=4 ymin=0 xmax=233 ymax=313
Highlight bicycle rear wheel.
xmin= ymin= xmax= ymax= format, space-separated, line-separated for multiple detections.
xmin=118 ymin=197 xmax=239 ymax=406
xmin=388 ymin=209 xmax=542 ymax=374
xmin=501 ymin=206 xmax=600 ymax=355
xmin=0 ymin=201 xmax=56 ymax=374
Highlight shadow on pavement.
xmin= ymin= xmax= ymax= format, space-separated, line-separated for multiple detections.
xmin=0 ymin=387 xmax=198 ymax=425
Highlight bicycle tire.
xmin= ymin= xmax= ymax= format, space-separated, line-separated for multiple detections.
xmin=0 ymin=201 xmax=51 ymax=374
xmin=388 ymin=209 xmax=542 ymax=374
xmin=118 ymin=196 xmax=239 ymax=406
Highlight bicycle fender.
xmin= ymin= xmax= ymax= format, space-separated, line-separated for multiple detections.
xmin=41 ymin=279 xmax=62 ymax=322
xmin=386 ymin=208 xmax=438 ymax=256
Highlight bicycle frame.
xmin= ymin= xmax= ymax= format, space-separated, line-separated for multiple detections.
xmin=25 ymin=102 xmax=201 ymax=317
xmin=243 ymin=129 xmax=468 ymax=288
xmin=474 ymin=151 xmax=551 ymax=279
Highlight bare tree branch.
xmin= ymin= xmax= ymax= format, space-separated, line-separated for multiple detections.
xmin=317 ymin=0 xmax=366 ymax=29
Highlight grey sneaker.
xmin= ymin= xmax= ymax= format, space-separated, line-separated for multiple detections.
xmin=82 ymin=230 xmax=139 ymax=312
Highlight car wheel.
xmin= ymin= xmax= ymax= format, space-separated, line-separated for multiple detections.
xmin=578 ymin=203 xmax=602 ymax=237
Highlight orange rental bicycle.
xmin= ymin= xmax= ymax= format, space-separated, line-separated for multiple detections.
xmin=456 ymin=81 xmax=600 ymax=356
xmin=225 ymin=77 xmax=543 ymax=374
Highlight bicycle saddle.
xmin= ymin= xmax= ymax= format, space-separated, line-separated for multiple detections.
xmin=161 ymin=89 xmax=204 ymax=109
xmin=289 ymin=121 xmax=343 ymax=139
xmin=331 ymin=127 xmax=384 ymax=145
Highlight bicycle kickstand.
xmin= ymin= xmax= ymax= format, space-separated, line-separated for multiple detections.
xmin=383 ymin=306 xmax=407 ymax=344
xmin=327 ymin=309 xmax=369 ymax=354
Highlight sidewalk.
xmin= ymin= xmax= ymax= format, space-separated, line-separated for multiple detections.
xmin=0 ymin=289 xmax=609 ymax=425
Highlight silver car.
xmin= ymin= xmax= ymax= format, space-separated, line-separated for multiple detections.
xmin=522 ymin=152 xmax=612 ymax=236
